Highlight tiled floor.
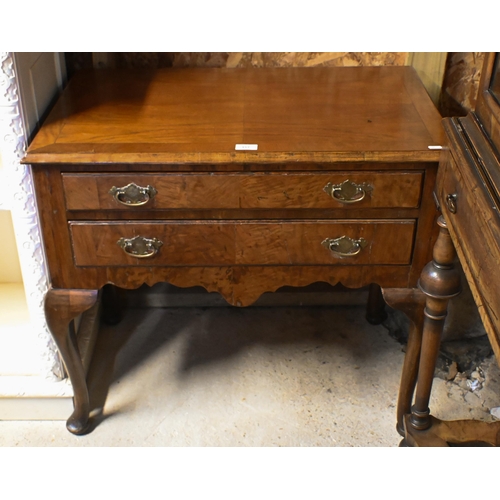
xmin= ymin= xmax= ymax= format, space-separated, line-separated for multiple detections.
xmin=1 ymin=303 xmax=499 ymax=447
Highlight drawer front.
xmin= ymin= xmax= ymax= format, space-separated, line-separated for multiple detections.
xmin=70 ymin=220 xmax=416 ymax=267
xmin=438 ymin=154 xmax=500 ymax=338
xmin=62 ymin=172 xmax=423 ymax=211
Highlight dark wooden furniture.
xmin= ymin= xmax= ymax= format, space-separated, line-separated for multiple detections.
xmin=24 ymin=66 xmax=444 ymax=436
xmin=398 ymin=53 xmax=500 ymax=446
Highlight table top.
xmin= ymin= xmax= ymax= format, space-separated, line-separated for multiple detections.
xmin=25 ymin=66 xmax=444 ymax=165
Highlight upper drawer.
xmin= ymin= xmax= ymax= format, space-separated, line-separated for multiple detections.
xmin=62 ymin=172 xmax=423 ymax=211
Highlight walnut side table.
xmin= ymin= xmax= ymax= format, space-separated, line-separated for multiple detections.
xmin=24 ymin=66 xmax=444 ymax=435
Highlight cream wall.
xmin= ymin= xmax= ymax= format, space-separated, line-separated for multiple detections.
xmin=0 ymin=151 xmax=23 ymax=283
xmin=0 ymin=52 xmax=73 ymax=421
xmin=0 ymin=212 xmax=22 ymax=282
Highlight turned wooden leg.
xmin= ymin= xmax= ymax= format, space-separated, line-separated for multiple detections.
xmin=45 ymin=288 xmax=99 ymax=435
xmin=410 ymin=216 xmax=461 ymax=431
xmin=382 ymin=288 xmax=426 ymax=437
xmin=366 ymin=283 xmax=388 ymax=325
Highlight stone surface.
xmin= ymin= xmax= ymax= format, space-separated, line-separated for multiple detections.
xmin=0 ymin=305 xmax=405 ymax=446
xmin=430 ymin=355 xmax=500 ymax=423
xmin=1 ymin=302 xmax=498 ymax=447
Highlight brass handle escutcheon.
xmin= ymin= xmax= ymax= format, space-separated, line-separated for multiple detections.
xmin=109 ymin=183 xmax=157 ymax=206
xmin=446 ymin=193 xmax=457 ymax=214
xmin=323 ymin=179 xmax=373 ymax=204
xmin=322 ymin=235 xmax=368 ymax=257
xmin=117 ymin=236 xmax=163 ymax=258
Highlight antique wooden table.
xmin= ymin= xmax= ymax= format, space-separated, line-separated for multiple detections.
xmin=24 ymin=66 xmax=444 ymax=435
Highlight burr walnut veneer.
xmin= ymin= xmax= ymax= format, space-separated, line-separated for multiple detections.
xmin=24 ymin=66 xmax=444 ymax=435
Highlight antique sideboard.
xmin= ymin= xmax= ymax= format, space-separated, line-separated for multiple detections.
xmin=24 ymin=66 xmax=445 ymax=437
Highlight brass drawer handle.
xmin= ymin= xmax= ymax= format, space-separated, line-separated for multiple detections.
xmin=323 ymin=179 xmax=373 ymax=204
xmin=322 ymin=235 xmax=368 ymax=257
xmin=446 ymin=193 xmax=457 ymax=214
xmin=109 ymin=182 xmax=157 ymax=206
xmin=117 ymin=236 xmax=163 ymax=258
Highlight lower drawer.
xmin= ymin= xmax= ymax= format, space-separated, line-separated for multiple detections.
xmin=70 ymin=220 xmax=416 ymax=267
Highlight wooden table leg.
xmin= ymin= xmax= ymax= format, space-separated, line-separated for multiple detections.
xmin=404 ymin=415 xmax=500 ymax=446
xmin=410 ymin=216 xmax=461 ymax=431
xmin=45 ymin=288 xmax=98 ymax=435
xmin=400 ymin=216 xmax=500 ymax=446
xmin=366 ymin=283 xmax=388 ymax=325
xmin=382 ymin=288 xmax=426 ymax=437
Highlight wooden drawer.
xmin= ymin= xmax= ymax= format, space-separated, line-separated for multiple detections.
xmin=437 ymin=154 xmax=500 ymax=338
xmin=62 ymin=172 xmax=423 ymax=211
xmin=69 ymin=219 xmax=416 ymax=267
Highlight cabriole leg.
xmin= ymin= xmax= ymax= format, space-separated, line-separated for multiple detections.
xmin=382 ymin=288 xmax=426 ymax=438
xmin=45 ymin=288 xmax=98 ymax=435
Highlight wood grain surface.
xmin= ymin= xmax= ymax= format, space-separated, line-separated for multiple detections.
xmin=25 ymin=67 xmax=444 ymax=164
xmin=437 ymin=126 xmax=500 ymax=361
xmin=62 ymin=171 xmax=424 ymax=211
xmin=69 ymin=220 xmax=416 ymax=267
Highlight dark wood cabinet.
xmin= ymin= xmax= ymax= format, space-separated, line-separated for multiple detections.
xmin=401 ymin=53 xmax=500 ymax=446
